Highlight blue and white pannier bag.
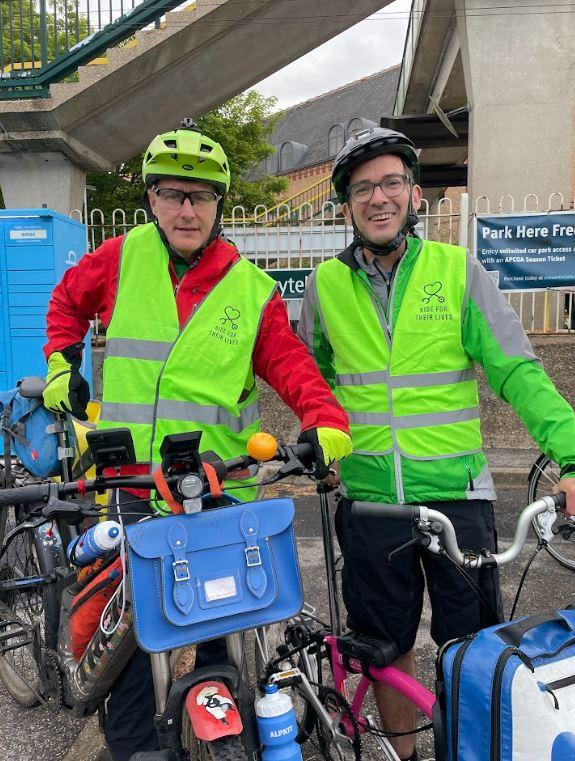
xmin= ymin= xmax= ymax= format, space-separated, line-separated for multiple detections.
xmin=434 ymin=609 xmax=575 ymax=760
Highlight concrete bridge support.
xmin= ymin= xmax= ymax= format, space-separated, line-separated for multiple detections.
xmin=0 ymin=152 xmax=86 ymax=215
xmin=456 ymin=0 xmax=575 ymax=210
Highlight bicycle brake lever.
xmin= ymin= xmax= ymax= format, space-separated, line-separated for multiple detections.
xmin=388 ymin=530 xmax=431 ymax=562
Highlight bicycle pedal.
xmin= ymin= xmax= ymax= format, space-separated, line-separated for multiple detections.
xmin=269 ymin=667 xmax=303 ymax=688
xmin=0 ymin=625 xmax=32 ymax=653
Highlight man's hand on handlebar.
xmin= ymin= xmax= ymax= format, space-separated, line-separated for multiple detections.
xmin=553 ymin=477 xmax=575 ymax=517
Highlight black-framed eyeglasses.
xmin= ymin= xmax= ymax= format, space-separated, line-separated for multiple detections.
xmin=152 ymin=187 xmax=221 ymax=210
xmin=348 ymin=174 xmax=410 ymax=204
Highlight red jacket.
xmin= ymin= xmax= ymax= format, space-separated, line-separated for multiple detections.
xmin=46 ymin=234 xmax=349 ymax=489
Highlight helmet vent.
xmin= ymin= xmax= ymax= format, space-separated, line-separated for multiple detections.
xmin=223 ymin=162 xmax=228 ymax=171
xmin=164 ymin=139 xmax=177 ymax=149
xmin=200 ymin=143 xmax=213 ymax=153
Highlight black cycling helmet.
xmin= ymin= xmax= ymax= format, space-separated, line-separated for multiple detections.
xmin=332 ymin=127 xmax=420 ymax=257
xmin=332 ymin=127 xmax=420 ymax=204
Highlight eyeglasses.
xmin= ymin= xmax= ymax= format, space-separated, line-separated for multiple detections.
xmin=152 ymin=187 xmax=221 ymax=210
xmin=348 ymin=174 xmax=410 ymax=204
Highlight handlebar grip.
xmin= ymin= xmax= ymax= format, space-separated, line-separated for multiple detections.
xmin=553 ymin=492 xmax=567 ymax=511
xmin=351 ymin=502 xmax=418 ymax=520
xmin=0 ymin=483 xmax=50 ymax=506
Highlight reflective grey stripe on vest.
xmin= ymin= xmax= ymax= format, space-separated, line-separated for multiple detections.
xmin=349 ymin=406 xmax=479 ymax=429
xmin=106 ymin=337 xmax=173 ymax=362
xmin=101 ymin=402 xmax=155 ymax=425
xmin=393 ymin=406 xmax=479 ymax=430
xmin=336 ymin=370 xmax=389 ymax=386
xmin=336 ymin=368 xmax=475 ymax=388
xmin=101 ymin=400 xmax=259 ymax=433
xmin=156 ymin=399 xmax=259 ymax=433
xmin=349 ymin=412 xmax=391 ymax=426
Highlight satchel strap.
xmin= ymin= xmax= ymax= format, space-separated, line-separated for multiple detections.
xmin=168 ymin=522 xmax=195 ymax=614
xmin=240 ymin=509 xmax=268 ymax=599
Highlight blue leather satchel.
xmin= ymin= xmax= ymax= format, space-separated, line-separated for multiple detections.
xmin=125 ymin=498 xmax=303 ymax=653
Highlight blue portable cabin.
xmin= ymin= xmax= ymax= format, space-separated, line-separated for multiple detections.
xmin=0 ymin=209 xmax=92 ymax=391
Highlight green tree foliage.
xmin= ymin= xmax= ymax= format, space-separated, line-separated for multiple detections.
xmin=87 ymin=90 xmax=287 ymax=219
xmin=1 ymin=1 xmax=88 ymax=69
xmin=195 ymin=91 xmax=287 ymax=214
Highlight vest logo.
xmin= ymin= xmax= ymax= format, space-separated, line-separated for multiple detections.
xmin=210 ymin=305 xmax=240 ymax=346
xmin=220 ymin=306 xmax=241 ymax=329
xmin=417 ymin=281 xmax=453 ymax=321
xmin=421 ymin=281 xmax=444 ymax=304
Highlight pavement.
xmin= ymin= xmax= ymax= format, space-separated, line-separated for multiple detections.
xmin=1 ymin=447 xmax=566 ymax=761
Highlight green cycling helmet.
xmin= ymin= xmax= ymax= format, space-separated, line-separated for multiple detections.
xmin=142 ymin=118 xmax=231 ymax=193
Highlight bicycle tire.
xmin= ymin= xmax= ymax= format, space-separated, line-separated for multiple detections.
xmin=0 ymin=505 xmax=62 ymax=706
xmin=253 ymin=623 xmax=318 ymax=744
xmin=527 ymin=454 xmax=575 ymax=571
xmin=181 ymin=700 xmax=250 ymax=761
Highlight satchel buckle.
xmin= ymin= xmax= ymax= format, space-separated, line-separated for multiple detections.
xmin=173 ymin=559 xmax=190 ymax=582
xmin=245 ymin=545 xmax=262 ymax=568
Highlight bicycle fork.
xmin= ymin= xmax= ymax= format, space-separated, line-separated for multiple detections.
xmin=150 ymin=631 xmax=250 ymax=750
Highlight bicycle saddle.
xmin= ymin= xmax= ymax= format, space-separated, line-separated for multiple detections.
xmin=18 ymin=376 xmax=47 ymax=399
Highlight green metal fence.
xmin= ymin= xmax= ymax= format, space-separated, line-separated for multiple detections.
xmin=0 ymin=0 xmax=189 ymax=100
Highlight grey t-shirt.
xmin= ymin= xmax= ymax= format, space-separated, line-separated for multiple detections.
xmin=353 ymin=246 xmax=395 ymax=311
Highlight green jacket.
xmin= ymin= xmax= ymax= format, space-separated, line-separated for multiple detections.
xmin=299 ymin=237 xmax=575 ymax=503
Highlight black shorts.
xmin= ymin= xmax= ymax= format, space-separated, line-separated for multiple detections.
xmin=335 ymin=497 xmax=504 ymax=654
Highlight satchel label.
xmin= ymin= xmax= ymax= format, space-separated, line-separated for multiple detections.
xmin=204 ymin=576 xmax=238 ymax=602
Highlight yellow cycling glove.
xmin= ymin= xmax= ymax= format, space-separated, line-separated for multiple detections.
xmin=43 ymin=344 xmax=90 ymax=421
xmin=298 ymin=427 xmax=352 ymax=478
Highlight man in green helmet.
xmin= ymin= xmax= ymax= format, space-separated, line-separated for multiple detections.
xmin=298 ymin=127 xmax=575 ymax=761
xmin=43 ymin=119 xmax=351 ymax=760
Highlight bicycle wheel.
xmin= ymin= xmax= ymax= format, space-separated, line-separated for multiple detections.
xmin=253 ymin=623 xmax=318 ymax=744
xmin=0 ymin=505 xmax=61 ymax=706
xmin=527 ymin=454 xmax=575 ymax=570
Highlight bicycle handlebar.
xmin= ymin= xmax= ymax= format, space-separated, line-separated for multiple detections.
xmin=0 ymin=441 xmax=316 ymax=517
xmin=351 ymin=493 xmax=568 ymax=568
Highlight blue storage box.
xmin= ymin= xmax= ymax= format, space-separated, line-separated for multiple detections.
xmin=0 ymin=209 xmax=91 ymax=391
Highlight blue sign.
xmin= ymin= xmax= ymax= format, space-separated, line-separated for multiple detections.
xmin=475 ymin=213 xmax=575 ymax=290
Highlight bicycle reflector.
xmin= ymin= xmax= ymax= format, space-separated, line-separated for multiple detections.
xmin=247 ymin=433 xmax=278 ymax=461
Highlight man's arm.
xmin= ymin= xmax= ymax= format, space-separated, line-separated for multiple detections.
xmin=463 ymin=256 xmax=575 ymax=507
xmin=44 ymin=237 xmax=122 ymax=358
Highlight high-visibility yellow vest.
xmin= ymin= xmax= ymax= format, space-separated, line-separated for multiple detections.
xmin=315 ymin=240 xmax=482 ymax=461
xmin=98 ymin=224 xmax=276 ymax=501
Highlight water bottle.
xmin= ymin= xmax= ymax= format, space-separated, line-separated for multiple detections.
xmin=67 ymin=521 xmax=122 ymax=566
xmin=256 ymin=684 xmax=302 ymax=761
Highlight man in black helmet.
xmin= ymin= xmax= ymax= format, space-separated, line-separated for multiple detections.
xmin=298 ymin=127 xmax=575 ymax=760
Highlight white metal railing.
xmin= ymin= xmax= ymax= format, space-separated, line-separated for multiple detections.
xmin=72 ymin=192 xmax=575 ymax=333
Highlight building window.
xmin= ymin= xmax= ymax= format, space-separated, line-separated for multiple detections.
xmin=347 ymin=118 xmax=364 ymax=139
xmin=265 ymin=152 xmax=277 ymax=174
xmin=328 ymin=124 xmax=345 ymax=156
xmin=279 ymin=142 xmax=294 ymax=172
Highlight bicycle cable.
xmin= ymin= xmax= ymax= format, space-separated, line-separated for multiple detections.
xmin=508 ymin=541 xmax=544 ymax=620
xmin=439 ymin=549 xmax=501 ymax=623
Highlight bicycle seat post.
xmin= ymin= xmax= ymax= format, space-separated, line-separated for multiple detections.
xmin=319 ymin=489 xmax=342 ymax=636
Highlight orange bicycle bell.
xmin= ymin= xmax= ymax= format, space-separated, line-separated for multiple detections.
xmin=247 ymin=432 xmax=278 ymax=462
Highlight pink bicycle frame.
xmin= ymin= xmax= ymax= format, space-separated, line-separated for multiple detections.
xmin=325 ymin=635 xmax=436 ymax=729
